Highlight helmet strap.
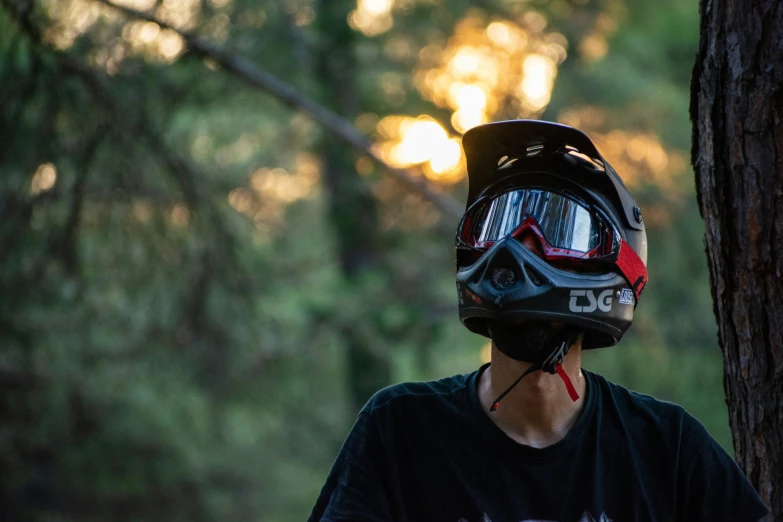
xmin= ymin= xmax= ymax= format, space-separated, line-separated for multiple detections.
xmin=489 ymin=331 xmax=580 ymax=413
xmin=615 ymin=239 xmax=648 ymax=301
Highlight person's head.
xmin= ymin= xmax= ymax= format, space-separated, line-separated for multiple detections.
xmin=456 ymin=120 xmax=648 ymax=365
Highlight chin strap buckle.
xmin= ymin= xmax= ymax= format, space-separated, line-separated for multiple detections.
xmin=542 ymin=338 xmax=579 ymax=402
xmin=541 ymin=339 xmax=569 ymax=374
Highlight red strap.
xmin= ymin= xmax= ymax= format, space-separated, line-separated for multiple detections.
xmin=615 ymin=240 xmax=648 ymax=301
xmin=555 ymin=363 xmax=579 ymax=402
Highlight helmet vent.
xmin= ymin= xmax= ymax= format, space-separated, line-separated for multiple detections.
xmin=525 ymin=266 xmax=543 ymax=286
xmin=565 ymin=147 xmax=605 ymax=170
xmin=490 ymin=267 xmax=516 ymax=290
xmin=497 ymin=156 xmax=518 ymax=170
xmin=526 ymin=144 xmax=544 ymax=156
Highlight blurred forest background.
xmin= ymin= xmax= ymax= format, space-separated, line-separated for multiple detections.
xmin=0 ymin=0 xmax=719 ymax=520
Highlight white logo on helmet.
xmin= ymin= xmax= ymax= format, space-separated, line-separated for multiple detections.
xmin=618 ymin=288 xmax=635 ymax=305
xmin=569 ymin=289 xmax=613 ymax=313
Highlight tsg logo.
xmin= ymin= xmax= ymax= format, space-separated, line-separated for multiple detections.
xmin=569 ymin=289 xmax=613 ymax=313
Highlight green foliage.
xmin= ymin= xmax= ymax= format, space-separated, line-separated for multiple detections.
xmin=0 ymin=0 xmax=729 ymax=520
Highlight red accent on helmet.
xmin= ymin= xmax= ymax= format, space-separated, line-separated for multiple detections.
xmin=615 ymin=240 xmax=648 ymax=300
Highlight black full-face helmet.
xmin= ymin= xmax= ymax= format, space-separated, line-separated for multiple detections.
xmin=456 ymin=120 xmax=648 ymax=349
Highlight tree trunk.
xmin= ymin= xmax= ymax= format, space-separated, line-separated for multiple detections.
xmin=314 ymin=0 xmax=391 ymax=412
xmin=691 ymin=0 xmax=783 ymax=517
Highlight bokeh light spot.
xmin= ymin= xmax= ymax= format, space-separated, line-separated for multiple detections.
xmin=31 ymin=163 xmax=57 ymax=195
xmin=348 ymin=0 xmax=394 ymax=36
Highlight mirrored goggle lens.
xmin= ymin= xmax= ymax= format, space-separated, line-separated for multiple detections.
xmin=460 ymin=188 xmax=610 ymax=254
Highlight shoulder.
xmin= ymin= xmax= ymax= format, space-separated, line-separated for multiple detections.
xmin=589 ymin=370 xmax=687 ymax=417
xmin=587 ymin=370 xmax=691 ymax=439
xmin=361 ymin=370 xmax=475 ymax=416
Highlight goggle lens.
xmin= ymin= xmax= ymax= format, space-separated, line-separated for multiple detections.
xmin=457 ymin=188 xmax=617 ymax=265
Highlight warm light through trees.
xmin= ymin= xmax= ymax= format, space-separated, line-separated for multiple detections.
xmin=0 ymin=0 xmax=728 ymax=519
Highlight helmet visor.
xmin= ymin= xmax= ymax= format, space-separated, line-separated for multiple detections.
xmin=457 ymin=188 xmax=618 ymax=265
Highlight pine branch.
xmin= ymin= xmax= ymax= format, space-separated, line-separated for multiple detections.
xmin=94 ymin=0 xmax=464 ymax=219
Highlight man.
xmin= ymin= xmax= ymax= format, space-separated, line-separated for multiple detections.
xmin=308 ymin=120 xmax=768 ymax=522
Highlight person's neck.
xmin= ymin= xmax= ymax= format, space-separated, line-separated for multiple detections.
xmin=477 ymin=340 xmax=587 ymax=449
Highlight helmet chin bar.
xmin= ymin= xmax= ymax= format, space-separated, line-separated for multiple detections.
xmin=457 ymin=236 xmax=632 ymax=349
xmin=489 ymin=331 xmax=580 ymax=413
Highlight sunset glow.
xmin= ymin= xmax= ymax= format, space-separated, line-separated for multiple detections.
xmin=348 ymin=0 xmax=394 ymax=36
xmin=413 ymin=15 xmax=567 ymax=135
xmin=375 ymin=116 xmax=465 ymax=183
xmin=380 ymin=14 xmax=567 ymax=183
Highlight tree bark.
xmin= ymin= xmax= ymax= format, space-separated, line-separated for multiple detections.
xmin=691 ymin=0 xmax=783 ymax=517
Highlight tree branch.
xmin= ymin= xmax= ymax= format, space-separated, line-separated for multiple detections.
xmin=94 ymin=0 xmax=464 ymax=219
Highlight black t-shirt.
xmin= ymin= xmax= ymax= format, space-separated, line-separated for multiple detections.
xmin=309 ymin=365 xmax=769 ymax=522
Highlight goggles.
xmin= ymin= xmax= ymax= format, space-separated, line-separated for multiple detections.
xmin=456 ymin=187 xmax=648 ymax=299
xmin=457 ymin=187 xmax=619 ymax=264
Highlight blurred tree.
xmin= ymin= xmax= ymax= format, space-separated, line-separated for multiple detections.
xmin=313 ymin=0 xmax=390 ymax=411
xmin=0 ymin=0 xmax=732 ymax=520
xmin=691 ymin=0 xmax=783 ymax=516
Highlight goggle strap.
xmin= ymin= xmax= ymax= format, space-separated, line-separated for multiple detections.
xmin=616 ymin=240 xmax=648 ymax=301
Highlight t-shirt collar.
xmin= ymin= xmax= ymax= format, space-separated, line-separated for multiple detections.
xmin=464 ymin=362 xmax=598 ymax=460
